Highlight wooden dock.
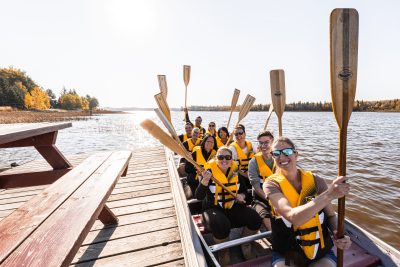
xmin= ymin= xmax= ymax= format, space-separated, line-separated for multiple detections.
xmin=0 ymin=146 xmax=201 ymax=266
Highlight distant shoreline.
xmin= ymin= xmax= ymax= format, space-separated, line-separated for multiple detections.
xmin=0 ymin=110 xmax=125 ymax=124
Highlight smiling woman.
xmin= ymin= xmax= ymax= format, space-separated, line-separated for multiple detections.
xmin=102 ymin=0 xmax=157 ymax=37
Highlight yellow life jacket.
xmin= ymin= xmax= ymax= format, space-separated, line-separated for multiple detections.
xmin=254 ymin=152 xmax=274 ymax=185
xmin=231 ymin=141 xmax=254 ymax=173
xmin=216 ymin=136 xmax=226 ymax=148
xmin=181 ymin=133 xmax=189 ymax=142
xmin=193 ymin=146 xmax=216 ymax=180
xmin=186 ymin=138 xmax=201 ymax=152
xmin=206 ymin=159 xmax=239 ymax=209
xmin=269 ymin=170 xmax=326 ymax=260
xmin=197 ymin=125 xmax=205 ymax=138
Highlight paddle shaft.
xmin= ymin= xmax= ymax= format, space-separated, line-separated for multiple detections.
xmin=278 ymin=117 xmax=282 ymax=137
xmin=185 ymin=86 xmax=188 ymax=109
xmin=227 ymin=111 xmax=234 ymax=130
xmin=263 ymin=105 xmax=273 ymax=130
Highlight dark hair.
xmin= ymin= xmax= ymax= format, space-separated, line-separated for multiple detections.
xmin=185 ymin=121 xmax=194 ymax=127
xmin=234 ymin=124 xmax=245 ymax=133
xmin=217 ymin=127 xmax=230 ymax=138
xmin=257 ymin=130 xmax=274 ymax=140
xmin=272 ymin=136 xmax=297 ymax=150
xmin=201 ymin=134 xmax=218 ymax=150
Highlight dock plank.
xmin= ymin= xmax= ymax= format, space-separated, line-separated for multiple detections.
xmin=0 ymin=146 xmax=190 ymax=266
xmin=0 ymin=146 xmax=190 ymax=267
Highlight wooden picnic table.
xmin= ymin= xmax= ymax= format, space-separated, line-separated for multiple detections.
xmin=0 ymin=122 xmax=73 ymax=189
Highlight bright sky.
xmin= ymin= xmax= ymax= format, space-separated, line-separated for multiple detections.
xmin=1 ymin=0 xmax=399 ymax=108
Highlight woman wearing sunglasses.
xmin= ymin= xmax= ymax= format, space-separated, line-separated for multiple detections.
xmin=206 ymin=121 xmax=217 ymax=137
xmin=264 ymin=137 xmax=351 ymax=267
xmin=195 ymin=146 xmax=262 ymax=266
xmin=184 ymin=134 xmax=217 ymax=198
xmin=229 ymin=124 xmax=255 ymax=195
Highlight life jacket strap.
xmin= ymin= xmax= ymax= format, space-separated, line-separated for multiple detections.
xmin=295 ymin=226 xmax=319 ymax=236
xmin=296 ymin=238 xmax=320 ymax=246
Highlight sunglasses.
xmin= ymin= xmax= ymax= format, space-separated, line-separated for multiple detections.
xmin=209 ymin=124 xmax=215 ymax=127
xmin=217 ymin=155 xmax=232 ymax=160
xmin=271 ymin=148 xmax=296 ymax=158
xmin=234 ymin=131 xmax=244 ymax=136
xmin=258 ymin=141 xmax=270 ymax=146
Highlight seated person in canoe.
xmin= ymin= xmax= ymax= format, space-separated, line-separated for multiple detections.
xmin=248 ymin=130 xmax=275 ymax=231
xmin=178 ymin=121 xmax=194 ymax=143
xmin=206 ymin=121 xmax=217 ymax=137
xmin=264 ymin=137 xmax=351 ymax=267
xmin=182 ymin=127 xmax=201 ymax=152
xmin=229 ymin=124 xmax=255 ymax=202
xmin=183 ymin=107 xmax=206 ymax=138
xmin=216 ymin=126 xmax=230 ymax=148
xmin=196 ymin=146 xmax=262 ymax=266
xmin=184 ymin=134 xmax=217 ymax=198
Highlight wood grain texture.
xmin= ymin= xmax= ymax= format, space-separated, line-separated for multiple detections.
xmin=0 ymin=122 xmax=71 ymax=145
xmin=0 ymin=151 xmax=132 ymax=267
xmin=0 ymin=152 xmax=112 ymax=264
xmin=158 ymin=74 xmax=168 ymax=99
xmin=154 ymin=93 xmax=172 ymax=123
xmin=227 ymin=88 xmax=241 ymax=128
xmin=270 ymin=69 xmax=286 ymax=136
xmin=330 ymin=8 xmax=359 ymax=267
xmin=330 ymin=8 xmax=359 ymax=129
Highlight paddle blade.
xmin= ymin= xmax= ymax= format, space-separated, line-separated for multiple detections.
xmin=140 ymin=119 xmax=186 ymax=156
xmin=231 ymin=89 xmax=240 ymax=109
xmin=183 ymin=65 xmax=191 ymax=87
xmin=157 ymin=75 xmax=168 ymax=99
xmin=330 ymin=8 xmax=359 ymax=129
xmin=154 ymin=93 xmax=171 ymax=123
xmin=154 ymin=108 xmax=179 ymax=142
xmin=270 ymin=69 xmax=286 ymax=119
xmin=238 ymin=94 xmax=256 ymax=123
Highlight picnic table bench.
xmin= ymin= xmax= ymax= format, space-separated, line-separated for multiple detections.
xmin=0 ymin=150 xmax=132 ymax=267
xmin=0 ymin=122 xmax=73 ymax=189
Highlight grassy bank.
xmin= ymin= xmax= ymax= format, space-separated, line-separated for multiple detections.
xmin=0 ymin=110 xmax=124 ymax=124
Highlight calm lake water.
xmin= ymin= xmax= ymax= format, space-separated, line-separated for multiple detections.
xmin=1 ymin=111 xmax=399 ymax=249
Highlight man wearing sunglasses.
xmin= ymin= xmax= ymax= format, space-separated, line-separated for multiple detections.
xmin=264 ymin=137 xmax=351 ymax=267
xmin=248 ymin=130 xmax=275 ymax=231
xmin=229 ymin=124 xmax=255 ymax=203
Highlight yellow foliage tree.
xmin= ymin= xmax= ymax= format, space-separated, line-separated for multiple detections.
xmin=24 ymin=87 xmax=50 ymax=110
xmin=80 ymin=96 xmax=89 ymax=110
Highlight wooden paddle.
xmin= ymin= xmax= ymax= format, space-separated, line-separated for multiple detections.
xmin=330 ymin=8 xmax=359 ymax=267
xmin=263 ymin=103 xmax=274 ymax=130
xmin=227 ymin=89 xmax=241 ymax=129
xmin=154 ymin=93 xmax=172 ymax=123
xmin=157 ymin=75 xmax=168 ymax=99
xmin=140 ymin=119 xmax=237 ymax=198
xmin=183 ymin=65 xmax=191 ymax=109
xmin=270 ymin=70 xmax=286 ymax=137
xmin=226 ymin=94 xmax=256 ymax=145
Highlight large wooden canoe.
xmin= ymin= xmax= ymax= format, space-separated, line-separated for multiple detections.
xmin=166 ymin=149 xmax=400 ymax=267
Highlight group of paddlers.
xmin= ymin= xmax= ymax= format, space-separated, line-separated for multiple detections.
xmin=178 ymin=109 xmax=351 ymax=267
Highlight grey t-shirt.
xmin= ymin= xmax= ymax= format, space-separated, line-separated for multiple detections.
xmin=263 ymin=173 xmax=328 ymax=197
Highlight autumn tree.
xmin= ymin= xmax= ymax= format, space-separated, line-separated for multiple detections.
xmin=24 ymin=87 xmax=50 ymax=110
